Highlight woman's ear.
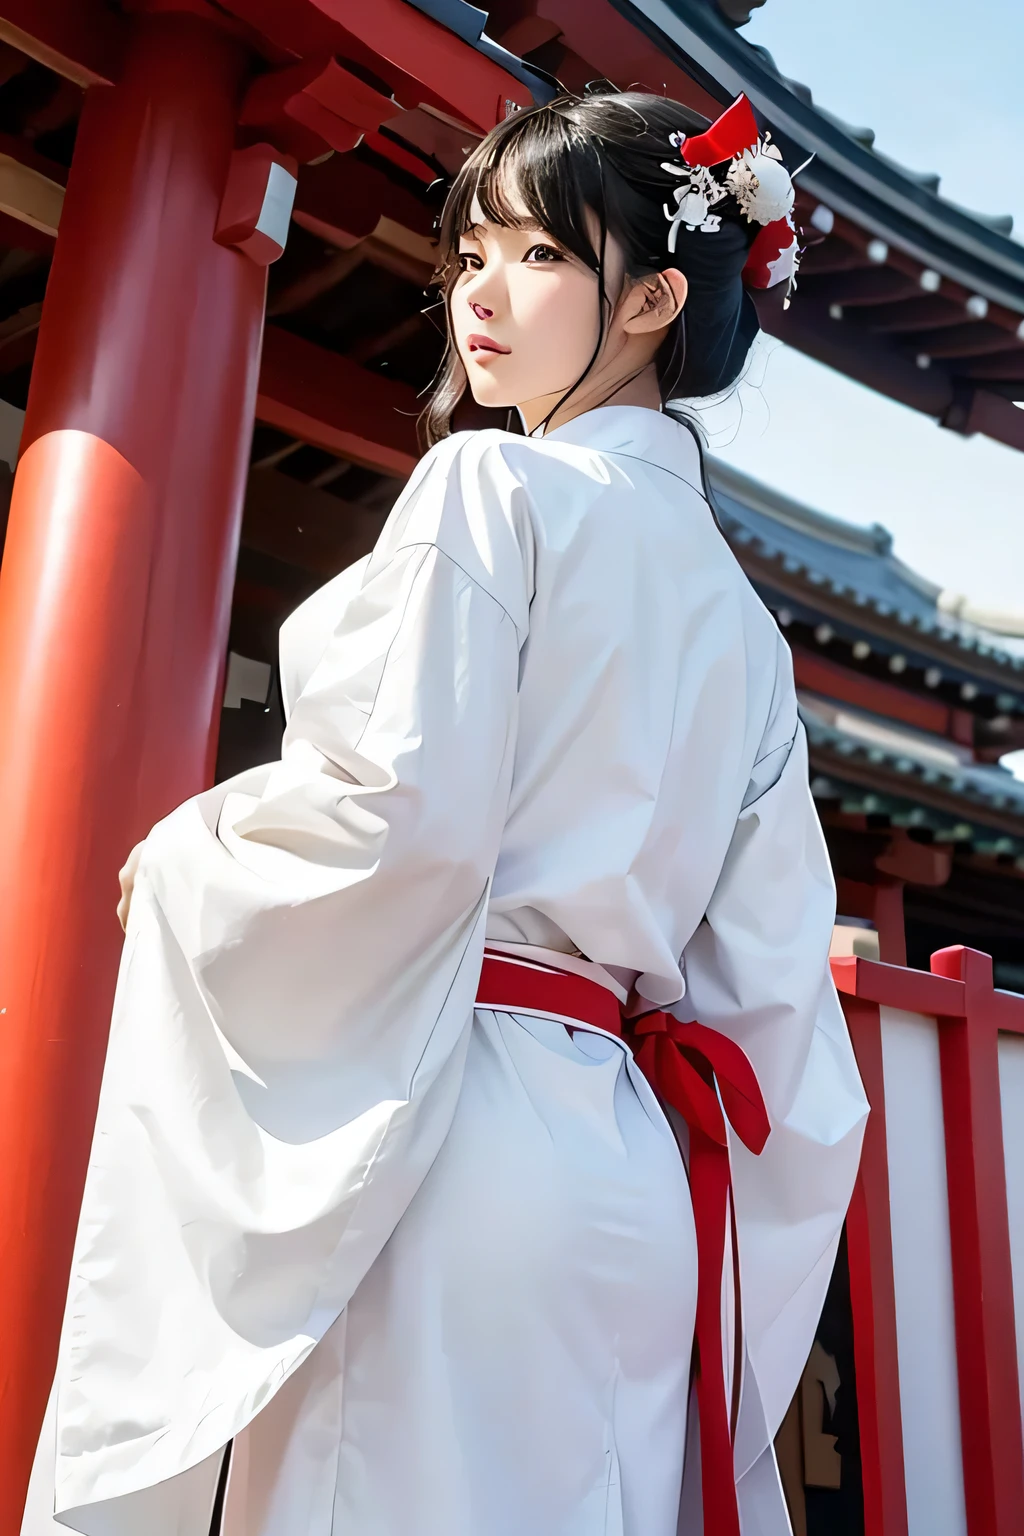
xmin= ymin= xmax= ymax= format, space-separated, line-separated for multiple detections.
xmin=621 ymin=268 xmax=688 ymax=336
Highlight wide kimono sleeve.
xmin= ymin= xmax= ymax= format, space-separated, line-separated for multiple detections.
xmin=675 ymin=639 xmax=869 ymax=1536
xmin=45 ymin=435 xmax=531 ymax=1534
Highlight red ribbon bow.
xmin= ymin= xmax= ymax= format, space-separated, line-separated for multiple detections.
xmin=629 ymin=1012 xmax=770 ymax=1536
xmin=678 ymin=93 xmax=760 ymax=169
xmin=476 ymin=954 xmax=771 ymax=1536
xmin=675 ymin=92 xmax=798 ymax=294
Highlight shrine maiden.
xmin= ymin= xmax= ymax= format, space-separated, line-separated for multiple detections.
xmin=25 ymin=90 xmax=868 ymax=1536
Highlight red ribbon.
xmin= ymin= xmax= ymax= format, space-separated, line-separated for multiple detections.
xmin=680 ymin=93 xmax=760 ymax=168
xmin=742 ymin=215 xmax=798 ymax=290
xmin=476 ymin=952 xmax=771 ymax=1536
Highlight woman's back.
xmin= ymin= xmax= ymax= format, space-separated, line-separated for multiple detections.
xmin=284 ymin=406 xmax=798 ymax=1009
xmin=31 ymin=78 xmax=868 ymax=1536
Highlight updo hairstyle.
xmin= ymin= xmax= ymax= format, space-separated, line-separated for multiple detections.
xmin=422 ymin=90 xmax=770 ymax=445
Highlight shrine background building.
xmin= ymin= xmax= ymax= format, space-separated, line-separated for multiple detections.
xmin=0 ymin=3 xmax=1023 ymax=1536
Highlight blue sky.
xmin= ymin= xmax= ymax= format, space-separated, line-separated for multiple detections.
xmin=713 ymin=0 xmax=1024 ymax=620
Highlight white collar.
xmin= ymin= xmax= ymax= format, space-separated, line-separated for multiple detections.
xmin=536 ymin=406 xmax=703 ymax=485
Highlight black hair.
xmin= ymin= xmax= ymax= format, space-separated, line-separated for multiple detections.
xmin=421 ymin=90 xmax=765 ymax=447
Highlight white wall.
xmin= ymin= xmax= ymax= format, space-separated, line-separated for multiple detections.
xmin=880 ymin=1006 xmax=967 ymax=1536
xmin=998 ymin=1033 xmax=1024 ymax=1441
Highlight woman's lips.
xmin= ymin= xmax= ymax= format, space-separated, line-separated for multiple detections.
xmin=466 ymin=332 xmax=511 ymax=355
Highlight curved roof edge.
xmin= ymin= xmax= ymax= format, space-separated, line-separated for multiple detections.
xmin=706 ymin=457 xmax=1024 ymax=680
xmin=938 ymin=592 xmax=1024 ymax=640
xmin=612 ymin=0 xmax=1024 ymax=312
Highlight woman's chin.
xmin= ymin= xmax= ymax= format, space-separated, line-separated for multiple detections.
xmin=466 ymin=374 xmax=517 ymax=409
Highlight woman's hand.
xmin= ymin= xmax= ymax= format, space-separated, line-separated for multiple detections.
xmin=117 ymin=842 xmax=145 ymax=933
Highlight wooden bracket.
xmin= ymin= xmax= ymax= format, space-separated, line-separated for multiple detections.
xmin=215 ymin=144 xmax=298 ymax=266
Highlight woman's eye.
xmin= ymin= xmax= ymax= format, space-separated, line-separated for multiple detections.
xmin=457 ymin=251 xmax=483 ymax=272
xmin=524 ymin=243 xmax=563 ymax=263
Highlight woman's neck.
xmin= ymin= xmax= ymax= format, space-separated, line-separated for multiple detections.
xmin=517 ymin=360 xmax=662 ymax=436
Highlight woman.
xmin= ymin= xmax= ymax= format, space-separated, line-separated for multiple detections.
xmin=27 ymin=92 xmax=867 ymax=1536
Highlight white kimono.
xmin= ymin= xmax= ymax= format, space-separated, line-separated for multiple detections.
xmin=25 ymin=406 xmax=868 ymax=1536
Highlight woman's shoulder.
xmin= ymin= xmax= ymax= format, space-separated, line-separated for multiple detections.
xmin=372 ymin=430 xmax=543 ymax=636
xmin=415 ymin=425 xmax=641 ymax=491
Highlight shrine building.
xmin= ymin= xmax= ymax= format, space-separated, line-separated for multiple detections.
xmin=0 ymin=3 xmax=1022 ymax=1536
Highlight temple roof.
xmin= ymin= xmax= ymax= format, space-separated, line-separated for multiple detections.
xmin=708 ymin=458 xmax=1024 ymax=692
xmin=800 ymin=693 xmax=1024 ymax=859
xmin=707 ymin=0 xmax=1015 ymax=237
xmin=706 ymin=454 xmax=1024 ymax=858
xmin=615 ymin=0 xmax=1024 ymax=452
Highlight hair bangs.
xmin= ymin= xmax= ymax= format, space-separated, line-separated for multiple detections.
xmin=441 ymin=108 xmax=604 ymax=277
xmin=421 ymin=90 xmax=767 ymax=447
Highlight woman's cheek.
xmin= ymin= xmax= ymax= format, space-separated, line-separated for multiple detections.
xmin=514 ymin=275 xmax=597 ymax=382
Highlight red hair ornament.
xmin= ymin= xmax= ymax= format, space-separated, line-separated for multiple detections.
xmin=662 ymin=93 xmax=801 ymax=303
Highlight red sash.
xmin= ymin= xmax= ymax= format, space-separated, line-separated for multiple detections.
xmin=476 ymin=951 xmax=770 ymax=1536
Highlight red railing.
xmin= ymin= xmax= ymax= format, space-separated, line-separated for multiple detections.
xmin=831 ymin=947 xmax=1024 ymax=1536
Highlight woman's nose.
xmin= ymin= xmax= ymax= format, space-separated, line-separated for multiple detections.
xmin=469 ymin=300 xmax=493 ymax=319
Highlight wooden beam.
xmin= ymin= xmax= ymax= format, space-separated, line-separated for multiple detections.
xmin=256 ymin=325 xmax=419 ymax=476
xmin=956 ymin=387 xmax=1024 ymax=453
xmin=0 ymin=135 xmax=66 ymax=240
xmin=756 ymin=288 xmax=953 ymax=420
xmin=958 ymin=352 xmax=1024 ymax=382
xmin=0 ymin=300 xmax=41 ymax=371
xmin=798 ymin=243 xmax=872 ymax=278
xmin=908 ymin=324 xmax=1024 ymax=361
xmin=0 ymin=0 xmax=124 ymax=88
xmin=0 ymin=153 xmax=63 ymax=237
xmin=865 ymin=296 xmax=966 ymax=335
xmin=791 ymin=647 xmax=953 ymax=739
xmin=267 ymin=246 xmax=366 ymax=319
xmin=291 ymin=151 xmax=434 ymax=248
xmin=798 ymin=268 xmax=920 ymax=308
xmin=242 ymin=465 xmax=389 ymax=576
xmin=220 ymin=0 xmax=534 ymax=132
xmin=363 ymin=217 xmax=436 ymax=284
xmin=347 ymin=311 xmax=424 ymax=365
xmin=534 ymin=0 xmax=723 ymax=116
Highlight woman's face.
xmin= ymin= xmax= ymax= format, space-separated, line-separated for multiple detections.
xmin=450 ymin=199 xmax=615 ymax=423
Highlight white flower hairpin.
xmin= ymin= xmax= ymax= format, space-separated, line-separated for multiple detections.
xmin=659 ymin=159 xmax=725 ymax=247
xmin=663 ymin=95 xmax=803 ymax=301
xmin=723 ymin=132 xmax=794 ymax=226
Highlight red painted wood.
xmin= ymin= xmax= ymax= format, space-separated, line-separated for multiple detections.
xmin=292 ymin=151 xmax=434 ymax=246
xmin=792 ymin=647 xmax=952 ymax=737
xmin=0 ymin=14 xmax=266 ymax=1525
xmin=950 ymin=708 xmax=975 ymax=747
xmin=871 ymin=880 xmax=907 ymax=966
xmin=324 ymin=0 xmax=535 ymax=130
xmin=831 ymin=954 xmax=966 ymax=1017
xmin=257 ymin=325 xmax=420 ymax=475
xmin=835 ymin=875 xmax=908 ymax=966
xmin=839 ymin=993 xmax=910 ymax=1536
xmin=931 ymin=946 xmax=1024 ymax=1536
xmin=220 ymin=0 xmax=533 ymax=132
xmin=240 ymin=56 xmax=368 ymax=162
xmin=536 ymin=0 xmax=724 ymax=116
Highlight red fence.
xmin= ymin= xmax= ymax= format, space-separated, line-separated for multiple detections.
xmin=831 ymin=947 xmax=1024 ymax=1536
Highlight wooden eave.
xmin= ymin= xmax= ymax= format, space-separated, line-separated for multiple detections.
xmin=611 ymin=0 xmax=1024 ymax=450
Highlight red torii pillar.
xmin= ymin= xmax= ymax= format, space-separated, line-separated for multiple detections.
xmin=0 ymin=13 xmax=267 ymax=1522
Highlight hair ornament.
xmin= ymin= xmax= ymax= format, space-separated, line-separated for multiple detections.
xmin=660 ymin=163 xmax=726 ymax=247
xmin=664 ymin=93 xmax=801 ymax=303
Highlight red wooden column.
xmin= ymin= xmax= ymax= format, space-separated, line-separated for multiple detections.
xmin=932 ymin=945 xmax=1024 ymax=1536
xmin=0 ymin=12 xmax=266 ymax=1522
